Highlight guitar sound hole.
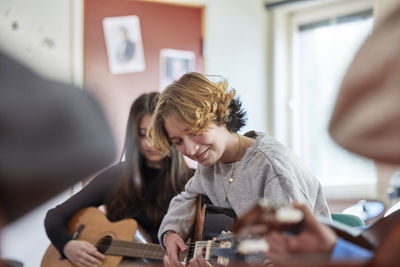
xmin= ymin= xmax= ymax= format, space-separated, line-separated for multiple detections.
xmin=96 ymin=235 xmax=112 ymax=254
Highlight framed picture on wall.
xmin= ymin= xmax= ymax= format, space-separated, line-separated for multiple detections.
xmin=159 ymin=49 xmax=195 ymax=90
xmin=103 ymin=15 xmax=145 ymax=75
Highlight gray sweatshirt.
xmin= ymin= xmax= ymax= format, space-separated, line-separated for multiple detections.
xmin=158 ymin=131 xmax=331 ymax=241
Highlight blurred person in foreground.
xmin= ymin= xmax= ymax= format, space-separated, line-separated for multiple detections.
xmin=0 ymin=50 xmax=115 ymax=266
xmin=0 ymin=50 xmax=115 ymax=224
xmin=255 ymin=3 xmax=400 ymax=265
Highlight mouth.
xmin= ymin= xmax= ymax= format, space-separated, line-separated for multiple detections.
xmin=193 ymin=148 xmax=209 ymax=162
xmin=147 ymin=150 xmax=161 ymax=156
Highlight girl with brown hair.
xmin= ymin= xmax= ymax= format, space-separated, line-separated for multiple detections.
xmin=44 ymin=92 xmax=193 ymax=266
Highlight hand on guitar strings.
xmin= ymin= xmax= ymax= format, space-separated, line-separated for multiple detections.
xmin=63 ymin=240 xmax=106 ymax=267
xmin=164 ymin=247 xmax=215 ymax=267
xmin=265 ymin=203 xmax=337 ymax=263
xmin=187 ymin=247 xmax=214 ymax=267
xmin=164 ymin=232 xmax=188 ymax=267
xmin=234 ymin=202 xmax=337 ymax=263
xmin=232 ymin=199 xmax=305 ymax=236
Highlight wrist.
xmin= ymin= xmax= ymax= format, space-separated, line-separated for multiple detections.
xmin=161 ymin=230 xmax=175 ymax=250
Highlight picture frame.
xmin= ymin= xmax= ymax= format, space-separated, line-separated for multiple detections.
xmin=159 ymin=49 xmax=195 ymax=90
xmin=103 ymin=15 xmax=145 ymax=75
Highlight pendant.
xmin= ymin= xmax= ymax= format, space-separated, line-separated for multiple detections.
xmin=229 ymin=177 xmax=234 ymax=183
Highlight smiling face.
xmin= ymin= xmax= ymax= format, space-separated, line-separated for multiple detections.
xmin=164 ymin=115 xmax=235 ymax=166
xmin=147 ymin=72 xmax=247 ymax=159
xmin=138 ymin=114 xmax=164 ymax=167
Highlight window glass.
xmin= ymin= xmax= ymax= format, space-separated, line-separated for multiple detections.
xmin=292 ymin=10 xmax=374 ymax=186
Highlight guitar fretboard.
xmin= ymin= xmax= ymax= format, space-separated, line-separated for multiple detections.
xmin=106 ymin=240 xmax=165 ymax=260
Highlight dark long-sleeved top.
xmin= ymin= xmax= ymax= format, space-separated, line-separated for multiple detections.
xmin=44 ymin=162 xmax=163 ymax=255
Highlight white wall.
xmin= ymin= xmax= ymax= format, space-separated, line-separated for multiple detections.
xmin=0 ymin=0 xmax=73 ymax=82
xmin=150 ymin=0 xmax=269 ymax=133
xmin=0 ymin=0 xmax=269 ymax=266
xmin=203 ymin=0 xmax=268 ymax=134
xmin=1 ymin=191 xmax=73 ymax=266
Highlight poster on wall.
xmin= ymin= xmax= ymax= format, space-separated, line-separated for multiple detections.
xmin=159 ymin=49 xmax=195 ymax=90
xmin=103 ymin=15 xmax=145 ymax=75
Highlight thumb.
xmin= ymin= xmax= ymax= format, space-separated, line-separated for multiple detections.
xmin=292 ymin=202 xmax=313 ymax=222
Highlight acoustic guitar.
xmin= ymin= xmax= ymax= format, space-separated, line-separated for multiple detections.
xmin=40 ymin=207 xmax=166 ymax=267
xmin=41 ymin=198 xmax=237 ymax=267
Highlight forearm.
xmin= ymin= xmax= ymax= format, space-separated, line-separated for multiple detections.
xmin=44 ymin=168 xmax=115 ymax=255
xmin=159 ymin=174 xmax=203 ymax=240
xmin=44 ymin=209 xmax=73 ymax=256
xmin=158 ymin=191 xmax=197 ymax=242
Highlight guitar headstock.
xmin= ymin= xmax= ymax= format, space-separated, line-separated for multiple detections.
xmin=213 ymin=231 xmax=235 ymax=265
xmin=197 ymin=201 xmax=305 ymax=265
xmin=209 ymin=231 xmax=270 ymax=265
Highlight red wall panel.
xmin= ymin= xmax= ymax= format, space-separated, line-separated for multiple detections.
xmin=84 ymin=0 xmax=203 ymax=159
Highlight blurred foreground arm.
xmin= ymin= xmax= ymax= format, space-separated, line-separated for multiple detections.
xmin=264 ymin=203 xmax=372 ymax=263
xmin=329 ymin=5 xmax=400 ymax=165
xmin=264 ymin=203 xmax=338 ymax=262
xmin=234 ymin=201 xmax=372 ymax=264
xmin=0 ymin=51 xmax=115 ymax=223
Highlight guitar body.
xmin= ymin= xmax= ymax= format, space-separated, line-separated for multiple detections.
xmin=41 ymin=207 xmax=138 ymax=267
xmin=194 ymin=195 xmax=236 ymax=241
xmin=189 ymin=195 xmax=237 ymax=265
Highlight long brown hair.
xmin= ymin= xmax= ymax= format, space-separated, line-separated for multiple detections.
xmin=105 ymin=92 xmax=193 ymax=223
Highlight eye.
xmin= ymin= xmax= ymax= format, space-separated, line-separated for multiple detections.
xmin=175 ymin=140 xmax=184 ymax=145
xmin=138 ymin=131 xmax=147 ymax=137
xmin=171 ymin=139 xmax=183 ymax=146
xmin=138 ymin=128 xmax=147 ymax=137
xmin=188 ymin=131 xmax=200 ymax=137
xmin=189 ymin=132 xmax=202 ymax=140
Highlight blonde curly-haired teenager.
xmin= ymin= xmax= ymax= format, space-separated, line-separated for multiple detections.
xmin=148 ymin=72 xmax=331 ymax=267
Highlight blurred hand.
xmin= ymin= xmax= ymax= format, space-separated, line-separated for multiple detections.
xmin=264 ymin=202 xmax=337 ymax=262
xmin=164 ymin=232 xmax=187 ymax=267
xmin=63 ymin=240 xmax=105 ymax=267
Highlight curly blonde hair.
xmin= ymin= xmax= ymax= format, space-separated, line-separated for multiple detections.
xmin=148 ymin=72 xmax=246 ymax=155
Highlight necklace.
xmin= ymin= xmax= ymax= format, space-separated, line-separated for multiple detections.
xmin=221 ymin=133 xmax=241 ymax=203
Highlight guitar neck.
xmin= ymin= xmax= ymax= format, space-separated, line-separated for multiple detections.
xmin=107 ymin=240 xmax=165 ymax=260
xmin=106 ymin=240 xmax=188 ymax=261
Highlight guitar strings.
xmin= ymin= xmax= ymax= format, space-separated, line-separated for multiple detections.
xmin=92 ymin=241 xmax=230 ymax=263
xmin=94 ymin=241 xmax=227 ymax=253
xmin=94 ymin=243 xmax=225 ymax=251
xmin=91 ymin=238 xmax=230 ymax=259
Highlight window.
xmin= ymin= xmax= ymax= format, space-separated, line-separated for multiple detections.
xmin=270 ymin=0 xmax=376 ymax=198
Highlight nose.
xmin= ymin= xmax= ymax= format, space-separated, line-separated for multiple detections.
xmin=185 ymin=140 xmax=200 ymax=156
